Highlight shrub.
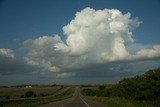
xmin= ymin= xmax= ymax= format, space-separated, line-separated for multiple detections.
xmin=33 ymin=94 xmax=37 ymax=97
xmin=98 ymin=86 xmax=106 ymax=90
xmin=20 ymin=95 xmax=25 ymax=98
xmin=25 ymin=91 xmax=34 ymax=98
xmin=82 ymin=89 xmax=96 ymax=96
xmin=6 ymin=96 xmax=10 ymax=99
xmin=40 ymin=93 xmax=44 ymax=96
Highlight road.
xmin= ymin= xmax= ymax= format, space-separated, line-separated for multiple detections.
xmin=39 ymin=87 xmax=106 ymax=107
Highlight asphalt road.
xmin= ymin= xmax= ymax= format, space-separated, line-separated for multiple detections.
xmin=40 ymin=87 xmax=106 ymax=107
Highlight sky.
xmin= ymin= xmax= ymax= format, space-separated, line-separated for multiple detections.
xmin=0 ymin=0 xmax=160 ymax=85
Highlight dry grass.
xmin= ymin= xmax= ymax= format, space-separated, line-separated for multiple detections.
xmin=0 ymin=86 xmax=61 ymax=100
xmin=0 ymin=87 xmax=75 ymax=107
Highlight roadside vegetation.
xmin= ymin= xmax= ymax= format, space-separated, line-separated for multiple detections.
xmin=81 ymin=68 xmax=160 ymax=107
xmin=0 ymin=85 xmax=74 ymax=107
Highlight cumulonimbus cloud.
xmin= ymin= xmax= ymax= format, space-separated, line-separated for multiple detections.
xmin=23 ymin=7 xmax=160 ymax=72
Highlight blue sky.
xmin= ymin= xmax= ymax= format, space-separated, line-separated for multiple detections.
xmin=0 ymin=0 xmax=160 ymax=49
xmin=0 ymin=0 xmax=160 ymax=85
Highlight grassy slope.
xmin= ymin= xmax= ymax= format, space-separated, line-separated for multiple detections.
xmin=0 ymin=87 xmax=75 ymax=107
xmin=85 ymin=96 xmax=154 ymax=107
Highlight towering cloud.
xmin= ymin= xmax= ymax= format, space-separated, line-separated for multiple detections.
xmin=60 ymin=8 xmax=139 ymax=57
xmin=23 ymin=7 xmax=160 ymax=73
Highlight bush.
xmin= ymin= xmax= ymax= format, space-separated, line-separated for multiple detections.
xmin=6 ymin=96 xmax=10 ymax=99
xmin=25 ymin=91 xmax=34 ymax=98
xmin=52 ymin=84 xmax=57 ymax=86
xmin=33 ymin=94 xmax=37 ymax=97
xmin=40 ymin=93 xmax=44 ymax=96
xmin=2 ymin=86 xmax=8 ymax=88
xmin=40 ymin=93 xmax=49 ymax=97
xmin=20 ymin=95 xmax=25 ymax=98
xmin=61 ymin=85 xmax=64 ymax=88
xmin=98 ymin=86 xmax=106 ymax=90
xmin=82 ymin=89 xmax=96 ymax=96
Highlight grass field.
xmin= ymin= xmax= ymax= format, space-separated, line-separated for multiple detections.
xmin=0 ymin=85 xmax=62 ymax=100
xmin=85 ymin=95 xmax=155 ymax=107
xmin=0 ymin=86 xmax=75 ymax=107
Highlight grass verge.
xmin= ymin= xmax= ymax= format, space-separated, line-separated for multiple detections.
xmin=85 ymin=96 xmax=155 ymax=107
xmin=0 ymin=87 xmax=74 ymax=107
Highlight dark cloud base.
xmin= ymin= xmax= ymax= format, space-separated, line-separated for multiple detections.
xmin=0 ymin=58 xmax=159 ymax=86
xmin=0 ymin=56 xmax=40 ymax=75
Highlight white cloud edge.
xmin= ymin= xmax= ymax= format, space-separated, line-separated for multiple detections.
xmin=0 ymin=48 xmax=15 ymax=59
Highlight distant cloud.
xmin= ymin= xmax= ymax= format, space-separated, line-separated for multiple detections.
xmin=0 ymin=48 xmax=39 ymax=75
xmin=56 ymin=72 xmax=75 ymax=78
xmin=133 ymin=45 xmax=160 ymax=60
xmin=23 ymin=7 xmax=160 ymax=74
xmin=0 ymin=48 xmax=15 ymax=59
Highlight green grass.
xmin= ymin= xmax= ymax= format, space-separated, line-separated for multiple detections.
xmin=0 ymin=87 xmax=75 ymax=107
xmin=86 ymin=96 xmax=155 ymax=107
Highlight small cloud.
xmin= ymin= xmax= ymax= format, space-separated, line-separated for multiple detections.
xmin=56 ymin=72 xmax=75 ymax=78
xmin=0 ymin=48 xmax=15 ymax=59
xmin=133 ymin=45 xmax=160 ymax=60
xmin=0 ymin=48 xmax=39 ymax=75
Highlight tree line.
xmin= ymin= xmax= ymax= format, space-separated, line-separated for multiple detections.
xmin=81 ymin=68 xmax=160 ymax=105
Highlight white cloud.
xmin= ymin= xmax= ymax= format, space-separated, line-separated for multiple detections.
xmin=61 ymin=8 xmax=140 ymax=56
xmin=0 ymin=48 xmax=15 ymax=59
xmin=23 ymin=35 xmax=64 ymax=72
xmin=23 ymin=7 xmax=160 ymax=73
xmin=0 ymin=48 xmax=40 ymax=75
xmin=133 ymin=45 xmax=160 ymax=60
xmin=56 ymin=72 xmax=75 ymax=78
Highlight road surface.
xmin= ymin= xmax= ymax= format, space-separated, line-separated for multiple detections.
xmin=40 ymin=87 xmax=106 ymax=107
